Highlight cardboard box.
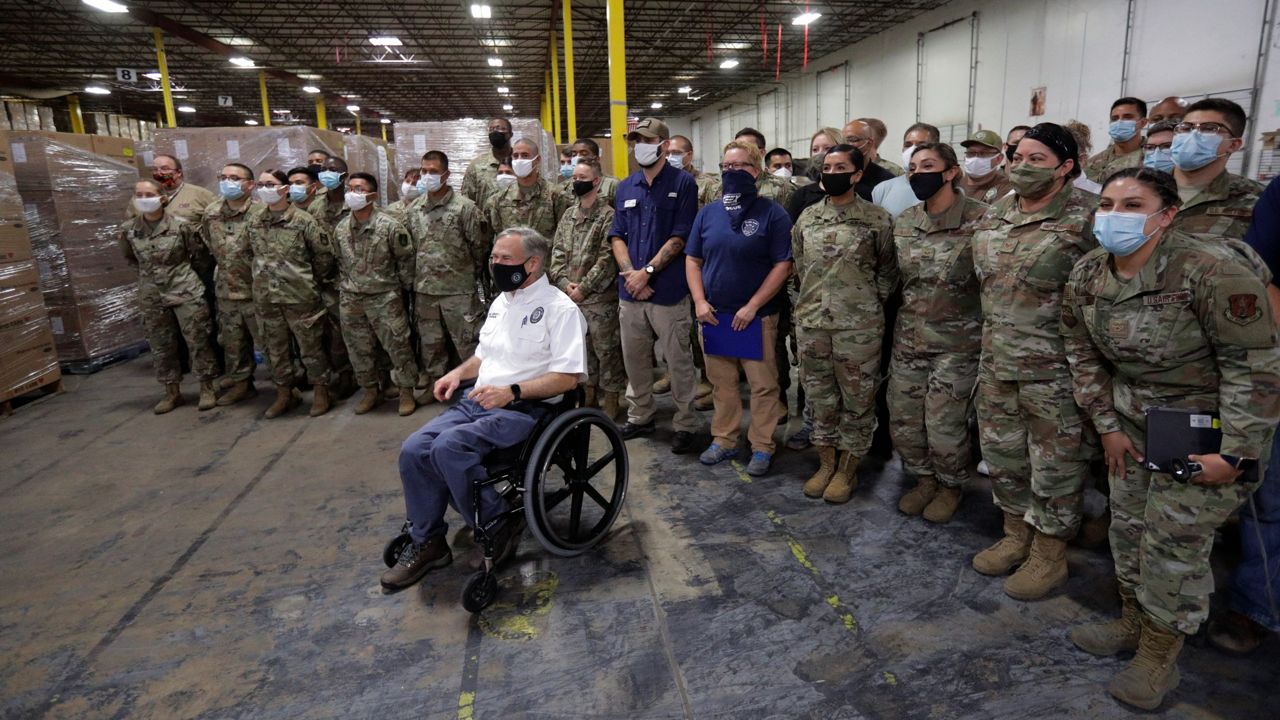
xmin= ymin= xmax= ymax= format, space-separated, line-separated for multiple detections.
xmin=91 ymin=135 xmax=137 ymax=168
xmin=0 ymin=293 xmax=51 ymax=350
xmin=0 ymin=259 xmax=38 ymax=290
xmin=0 ymin=325 xmax=60 ymax=402
xmin=0 ymin=225 xmax=31 ymax=262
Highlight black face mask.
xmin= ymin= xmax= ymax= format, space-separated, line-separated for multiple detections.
xmin=1005 ymin=145 xmax=1017 ymax=162
xmin=572 ymin=180 xmax=596 ymax=197
xmin=909 ymin=171 xmax=947 ymax=201
xmin=491 ymin=260 xmax=530 ymax=292
xmin=489 ymin=131 xmax=509 ymax=149
xmin=821 ymin=171 xmax=855 ymax=197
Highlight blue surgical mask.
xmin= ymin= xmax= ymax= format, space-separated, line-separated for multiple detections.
xmin=219 ymin=179 xmax=246 ymax=200
xmin=288 ymin=184 xmax=310 ymax=203
xmin=1108 ymin=120 xmax=1138 ymax=143
xmin=1171 ymin=131 xmax=1223 ymax=172
xmin=1143 ymin=148 xmax=1174 ymax=173
xmin=318 ymin=170 xmax=343 ymax=190
xmin=559 ymin=164 xmax=574 ymax=179
xmin=1093 ymin=209 xmax=1164 ymax=257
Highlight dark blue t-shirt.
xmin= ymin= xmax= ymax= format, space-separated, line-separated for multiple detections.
xmin=685 ymin=196 xmax=793 ymax=316
xmin=1245 ymin=176 xmax=1280 ymax=285
xmin=608 ymin=162 xmax=699 ymax=305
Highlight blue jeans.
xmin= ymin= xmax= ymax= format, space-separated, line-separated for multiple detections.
xmin=397 ymin=398 xmax=538 ymax=544
xmin=1227 ymin=430 xmax=1280 ymax=630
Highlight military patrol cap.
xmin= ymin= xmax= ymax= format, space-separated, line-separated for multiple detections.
xmin=961 ymin=129 xmax=1003 ymax=150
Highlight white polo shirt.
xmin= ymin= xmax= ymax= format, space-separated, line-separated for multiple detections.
xmin=475 ymin=273 xmax=588 ymax=389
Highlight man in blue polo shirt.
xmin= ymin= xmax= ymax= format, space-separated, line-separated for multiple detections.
xmin=609 ymin=118 xmax=701 ymax=454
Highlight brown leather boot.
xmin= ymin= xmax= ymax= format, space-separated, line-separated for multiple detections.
xmin=197 ymin=380 xmax=217 ymax=411
xmin=398 ymin=387 xmax=417 ymax=416
xmin=1071 ymin=588 xmax=1140 ymax=656
xmin=153 ymin=383 xmax=184 ymax=414
xmin=264 ymin=384 xmax=299 ymax=419
xmin=803 ymin=446 xmax=838 ymax=498
xmin=309 ymin=384 xmax=332 ymax=417
xmin=601 ymin=391 xmax=622 ymax=420
xmin=216 ymin=379 xmax=257 ymax=406
xmin=898 ymin=476 xmax=938 ymax=515
xmin=822 ymin=451 xmax=858 ymax=504
xmin=923 ymin=485 xmax=964 ymax=523
xmin=380 ymin=535 xmax=452 ymax=591
xmin=972 ymin=511 xmax=1033 ymax=576
xmin=1004 ymin=531 xmax=1069 ymax=600
xmin=1108 ymin=613 xmax=1184 ymax=710
xmin=354 ymin=387 xmax=382 ymax=414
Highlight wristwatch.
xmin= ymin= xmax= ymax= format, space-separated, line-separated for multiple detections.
xmin=644 ymin=264 xmax=656 ymax=275
xmin=510 ymin=383 xmax=522 ymax=402
xmin=1219 ymin=454 xmax=1257 ymax=473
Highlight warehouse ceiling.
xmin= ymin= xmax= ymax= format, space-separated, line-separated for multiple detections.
xmin=0 ymin=1 xmax=947 ymax=136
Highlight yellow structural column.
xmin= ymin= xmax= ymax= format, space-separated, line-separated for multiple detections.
xmin=381 ymin=121 xmax=387 ymax=142
xmin=314 ymin=97 xmax=328 ymax=130
xmin=259 ymin=71 xmax=271 ymax=127
xmin=550 ymin=29 xmax=562 ymax=144
xmin=562 ymin=0 xmax=578 ymax=142
xmin=67 ymin=95 xmax=85 ymax=134
xmin=606 ymin=0 xmax=628 ymax=176
xmin=355 ymin=114 xmax=362 ymax=136
xmin=152 ymin=28 xmax=177 ymax=128
xmin=541 ymin=71 xmax=552 ymax=133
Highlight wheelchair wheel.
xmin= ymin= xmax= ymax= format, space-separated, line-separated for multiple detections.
xmin=524 ymin=408 xmax=628 ymax=557
xmin=383 ymin=533 xmax=411 ymax=568
xmin=461 ymin=571 xmax=499 ymax=613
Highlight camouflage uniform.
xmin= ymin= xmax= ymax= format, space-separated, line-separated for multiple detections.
xmin=878 ymin=157 xmax=906 ymax=177
xmin=117 ymin=213 xmax=219 ymax=384
xmin=333 ymin=208 xmax=420 ymax=389
xmin=125 ymin=181 xmax=216 ymax=223
xmin=1170 ymin=170 xmax=1262 ymax=242
xmin=960 ymin=170 xmax=1015 ymax=205
xmin=461 ymin=150 xmax=508 ymax=211
xmin=384 ymin=197 xmax=416 ymax=223
xmin=560 ymin=175 xmax=619 ymax=210
xmin=307 ymin=194 xmax=354 ymax=379
xmin=888 ymin=196 xmax=988 ymax=488
xmin=403 ymin=187 xmax=490 ymax=383
xmin=248 ymin=204 xmax=337 ymax=387
xmin=486 ymin=177 xmax=571 ymax=241
xmin=703 ymin=172 xmax=795 ymax=210
xmin=694 ymin=171 xmax=719 ymax=208
xmin=201 ymin=197 xmax=259 ymax=382
xmin=550 ymin=199 xmax=623 ymax=394
xmin=971 ymin=184 xmax=1098 ymax=538
xmin=792 ymin=195 xmax=898 ymax=454
xmin=1083 ymin=144 xmax=1143 ymax=184
xmin=1062 ymin=231 xmax=1280 ymax=633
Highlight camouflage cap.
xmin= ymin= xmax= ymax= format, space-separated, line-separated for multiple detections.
xmin=961 ymin=129 xmax=1003 ymax=150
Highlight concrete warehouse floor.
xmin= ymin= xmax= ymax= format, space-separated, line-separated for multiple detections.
xmin=1 ymin=355 xmax=1276 ymax=720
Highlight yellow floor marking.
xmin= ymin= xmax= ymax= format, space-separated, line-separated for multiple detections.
xmin=766 ymin=510 xmax=858 ymax=634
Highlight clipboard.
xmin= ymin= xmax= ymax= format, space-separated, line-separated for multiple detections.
xmin=701 ymin=312 xmax=764 ymax=361
xmin=1144 ymin=407 xmax=1223 ymax=482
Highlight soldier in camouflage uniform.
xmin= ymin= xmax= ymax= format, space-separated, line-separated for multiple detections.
xmin=563 ymin=138 xmax=620 ymax=209
xmin=487 ymin=137 xmax=571 ymax=242
xmin=249 ymin=171 xmax=338 ymax=418
xmin=959 ymin=130 xmax=1015 ymax=204
xmin=385 ymin=168 xmax=422 ymax=222
xmin=550 ymin=158 xmax=623 ymax=419
xmin=404 ymin=151 xmax=490 ymax=393
xmin=791 ymin=144 xmax=898 ymax=505
xmin=461 ymin=117 xmax=514 ymax=211
xmin=334 ymin=173 xmax=420 ymax=416
xmin=302 ymin=158 xmax=357 ymax=398
xmin=887 ymin=144 xmax=988 ymax=524
xmin=1061 ymin=168 xmax=1280 ymax=710
xmin=1083 ymin=97 xmax=1147 ymax=184
xmin=969 ymin=123 xmax=1098 ymax=601
xmin=118 ymin=179 xmax=219 ymax=414
xmin=202 ymin=163 xmax=260 ymax=406
xmin=1168 ymin=101 xmax=1261 ymax=242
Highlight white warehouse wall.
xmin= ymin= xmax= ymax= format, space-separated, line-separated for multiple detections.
xmin=665 ymin=0 xmax=1278 ymax=179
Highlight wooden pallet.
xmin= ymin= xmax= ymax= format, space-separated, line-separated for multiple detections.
xmin=0 ymin=368 xmax=63 ymax=416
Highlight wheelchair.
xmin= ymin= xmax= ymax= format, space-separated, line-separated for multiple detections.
xmin=383 ymin=386 xmax=629 ymax=613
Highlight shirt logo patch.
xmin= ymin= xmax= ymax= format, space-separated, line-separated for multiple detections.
xmin=530 ymin=307 xmax=544 ymax=324
xmin=1143 ymin=291 xmax=1192 ymax=306
xmin=723 ymin=193 xmax=741 ymax=210
xmin=1228 ymin=293 xmax=1262 ymax=325
xmin=624 ymin=199 xmax=638 ymax=209
xmin=668 ymin=192 xmax=678 ymax=198
xmin=741 ymin=219 xmax=760 ymax=236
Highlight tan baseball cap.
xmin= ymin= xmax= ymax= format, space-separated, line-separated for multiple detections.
xmin=961 ymin=129 xmax=1002 ymax=150
xmin=627 ymin=118 xmax=670 ymax=141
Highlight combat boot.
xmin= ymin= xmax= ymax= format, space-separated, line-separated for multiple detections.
xmin=601 ymin=391 xmax=622 ymax=421
xmin=584 ymin=384 xmax=598 ymax=408
xmin=398 ymin=387 xmax=417 ymax=416
xmin=898 ymin=475 xmax=938 ymax=515
xmin=1108 ymin=613 xmax=1184 ymax=710
xmin=309 ymin=384 xmax=332 ymax=417
xmin=381 ymin=371 xmax=399 ymax=400
xmin=822 ymin=451 xmax=858 ymax=504
xmin=216 ymin=379 xmax=257 ymax=406
xmin=1074 ymin=510 xmax=1111 ymax=549
xmin=803 ymin=446 xmax=838 ymax=498
xmin=923 ymin=484 xmax=964 ymax=523
xmin=972 ymin=511 xmax=1033 ymax=576
xmin=218 ymin=376 xmax=237 ymax=390
xmin=354 ymin=387 xmax=382 ymax=415
xmin=264 ymin=384 xmax=299 ymax=419
xmin=153 ymin=383 xmax=184 ymax=414
xmin=1071 ymin=588 xmax=1140 ymax=656
xmin=197 ymin=380 xmax=217 ymax=411
xmin=333 ymin=369 xmax=357 ymax=400
xmin=1004 ymin=531 xmax=1069 ymax=600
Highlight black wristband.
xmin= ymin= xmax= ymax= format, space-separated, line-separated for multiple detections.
xmin=510 ymin=383 xmax=521 ymax=402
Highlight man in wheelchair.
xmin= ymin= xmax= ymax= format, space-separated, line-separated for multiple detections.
xmin=381 ymin=226 xmax=588 ymax=592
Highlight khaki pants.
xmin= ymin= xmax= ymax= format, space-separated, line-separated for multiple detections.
xmin=619 ymin=296 xmax=698 ymax=432
xmin=700 ymin=313 xmax=782 ymax=454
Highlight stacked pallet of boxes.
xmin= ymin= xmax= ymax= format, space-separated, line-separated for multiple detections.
xmin=6 ymin=131 xmax=144 ymax=368
xmin=0 ymin=142 xmax=60 ymax=403
xmin=392 ymin=118 xmax=557 ymax=192
xmin=343 ymin=133 xmax=397 ymax=203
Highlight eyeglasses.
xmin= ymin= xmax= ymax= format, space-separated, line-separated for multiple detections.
xmin=255 ymin=182 xmax=282 ymax=188
xmin=216 ymin=175 xmax=248 ymax=182
xmin=1174 ymin=122 xmax=1234 ymax=136
xmin=1143 ymin=143 xmax=1173 ymax=152
xmin=845 ymin=136 xmax=873 ymax=147
xmin=719 ymin=162 xmax=754 ymax=171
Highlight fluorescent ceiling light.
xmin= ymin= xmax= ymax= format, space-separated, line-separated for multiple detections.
xmin=380 ymin=118 xmax=392 ymax=124
xmin=143 ymin=72 xmax=161 ymax=81
xmin=651 ymin=102 xmax=663 ymax=109
xmin=483 ymin=38 xmax=512 ymax=47
xmin=720 ymin=59 xmax=739 ymax=69
xmin=346 ymin=104 xmax=360 ymax=112
xmin=273 ymin=109 xmax=290 ymax=114
xmin=229 ymin=57 xmax=255 ymax=68
xmin=678 ymin=86 xmax=691 ymax=94
xmin=82 ymin=0 xmax=128 ymax=13
xmin=502 ymin=103 xmax=513 ymax=111
xmin=297 ymin=73 xmax=322 ymax=80
xmin=369 ymin=36 xmax=402 ymax=47
xmin=496 ymin=86 xmax=509 ymax=94
xmin=217 ymin=36 xmax=255 ymax=46
xmin=84 ymin=85 xmax=111 ymax=95
xmin=177 ymin=105 xmax=196 ymax=113
xmin=715 ymin=42 xmax=749 ymax=50
xmin=245 ymin=120 xmax=258 ymax=125
xmin=792 ymin=12 xmax=822 ymax=25
xmin=487 ymin=57 xmax=503 ymax=67
xmin=302 ymin=86 xmax=320 ymax=94
xmin=471 ymin=4 xmax=492 ymax=18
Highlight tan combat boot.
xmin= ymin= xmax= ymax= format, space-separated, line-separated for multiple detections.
xmin=354 ymin=387 xmax=382 ymax=414
xmin=309 ymin=384 xmax=332 ymax=417
xmin=398 ymin=387 xmax=417 ymax=416
xmin=1108 ymin=614 xmax=1184 ymax=710
xmin=218 ymin=376 xmax=237 ymax=390
xmin=1004 ymin=531 xmax=1069 ymax=600
xmin=1071 ymin=588 xmax=1140 ymax=656
xmin=803 ymin=446 xmax=838 ymax=498
xmin=923 ymin=485 xmax=964 ymax=523
xmin=197 ymin=380 xmax=217 ymax=411
xmin=652 ymin=376 xmax=671 ymax=395
xmin=264 ymin=384 xmax=299 ymax=419
xmin=216 ymin=379 xmax=257 ymax=406
xmin=972 ymin=511 xmax=1033 ymax=576
xmin=822 ymin=451 xmax=858 ymax=504
xmin=898 ymin=475 xmax=938 ymax=515
xmin=1075 ymin=510 xmax=1111 ymax=549
xmin=153 ymin=383 xmax=184 ymax=414
xmin=696 ymin=381 xmax=713 ymax=400
xmin=601 ymin=391 xmax=622 ymax=421
xmin=333 ymin=369 xmax=357 ymax=400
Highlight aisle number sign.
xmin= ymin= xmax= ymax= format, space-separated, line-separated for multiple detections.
xmin=116 ymin=68 xmax=137 ymax=83
xmin=218 ymin=96 xmax=234 ymax=107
